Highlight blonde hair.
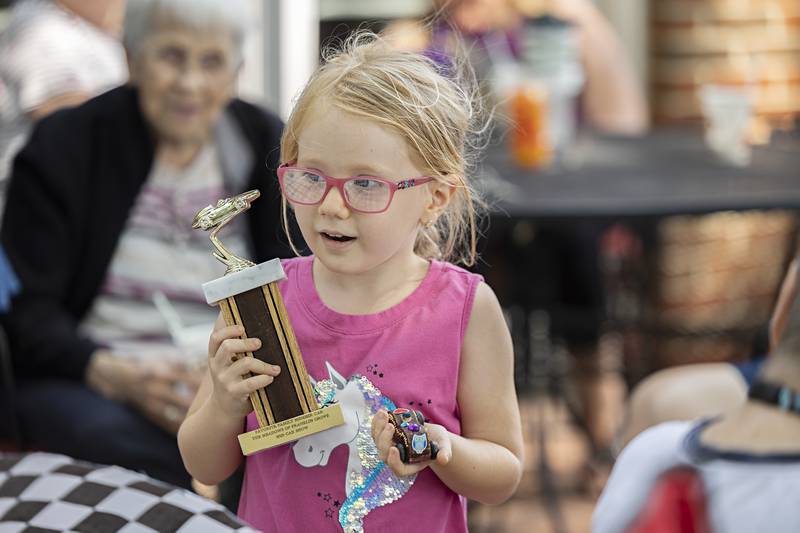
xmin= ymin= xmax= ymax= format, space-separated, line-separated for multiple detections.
xmin=280 ymin=32 xmax=487 ymax=266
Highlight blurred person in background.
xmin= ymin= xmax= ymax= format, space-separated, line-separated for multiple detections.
xmin=594 ymin=252 xmax=800 ymax=533
xmin=0 ymin=0 xmax=128 ymax=212
xmin=387 ymin=0 xmax=647 ymax=457
xmin=385 ymin=0 xmax=648 ymax=135
xmin=0 ymin=0 xmax=292 ymax=489
xmin=616 ymin=255 xmax=799 ymax=449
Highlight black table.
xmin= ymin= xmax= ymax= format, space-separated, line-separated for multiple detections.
xmin=475 ymin=129 xmax=800 ymax=388
xmin=478 ymin=129 xmax=800 ymax=219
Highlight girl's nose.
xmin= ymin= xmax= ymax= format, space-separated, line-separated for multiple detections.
xmin=318 ymin=186 xmax=349 ymax=217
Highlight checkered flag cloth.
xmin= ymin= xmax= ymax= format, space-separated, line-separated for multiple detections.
xmin=0 ymin=452 xmax=258 ymax=532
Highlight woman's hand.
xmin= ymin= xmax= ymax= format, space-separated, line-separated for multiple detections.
xmin=136 ymin=362 xmax=203 ymax=434
xmin=207 ymin=322 xmax=280 ymax=418
xmin=85 ymin=351 xmax=203 ymax=434
xmin=85 ymin=350 xmax=141 ymax=402
xmin=370 ymin=409 xmax=452 ymax=478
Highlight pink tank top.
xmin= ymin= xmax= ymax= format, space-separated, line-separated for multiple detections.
xmin=238 ymin=256 xmax=482 ymax=532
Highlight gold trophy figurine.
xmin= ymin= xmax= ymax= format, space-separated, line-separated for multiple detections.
xmin=193 ymin=190 xmax=343 ymax=455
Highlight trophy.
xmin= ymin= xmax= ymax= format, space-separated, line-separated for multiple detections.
xmin=192 ymin=190 xmax=343 ymax=455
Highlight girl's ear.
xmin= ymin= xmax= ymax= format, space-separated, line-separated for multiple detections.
xmin=423 ymin=178 xmax=456 ymax=223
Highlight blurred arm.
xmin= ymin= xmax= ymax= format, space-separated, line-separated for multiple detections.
xmin=553 ymin=0 xmax=649 ymax=134
xmin=28 ymin=91 xmax=90 ymax=120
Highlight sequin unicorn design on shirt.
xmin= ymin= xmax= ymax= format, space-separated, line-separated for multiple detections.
xmin=293 ymin=362 xmax=416 ymax=532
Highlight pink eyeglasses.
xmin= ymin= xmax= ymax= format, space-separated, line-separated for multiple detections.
xmin=277 ymin=164 xmax=435 ymax=214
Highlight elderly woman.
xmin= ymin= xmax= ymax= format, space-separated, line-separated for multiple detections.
xmin=0 ymin=0 xmax=291 ymax=489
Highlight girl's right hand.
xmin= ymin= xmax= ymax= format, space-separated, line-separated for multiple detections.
xmin=208 ymin=321 xmax=281 ymax=418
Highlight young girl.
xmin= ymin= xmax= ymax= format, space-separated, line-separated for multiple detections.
xmin=178 ymin=34 xmax=524 ymax=532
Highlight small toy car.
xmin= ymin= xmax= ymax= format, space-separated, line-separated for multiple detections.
xmin=387 ymin=408 xmax=439 ymax=464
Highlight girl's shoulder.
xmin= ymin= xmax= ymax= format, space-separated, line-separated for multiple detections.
xmin=430 ymin=261 xmax=485 ymax=339
xmin=277 ymin=256 xmax=313 ymax=297
xmin=280 ymin=256 xmax=313 ymax=277
xmin=433 ymin=261 xmax=485 ymax=305
xmin=433 ymin=260 xmax=484 ymax=287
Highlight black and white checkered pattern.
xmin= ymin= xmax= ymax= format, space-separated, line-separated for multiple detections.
xmin=0 ymin=452 xmax=257 ymax=533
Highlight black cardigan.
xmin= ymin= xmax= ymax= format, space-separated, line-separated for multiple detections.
xmin=1 ymin=85 xmax=294 ymax=380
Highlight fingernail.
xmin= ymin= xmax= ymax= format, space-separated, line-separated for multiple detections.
xmin=272 ymin=365 xmax=281 ymax=373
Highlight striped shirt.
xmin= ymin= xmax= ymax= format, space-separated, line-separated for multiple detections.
xmin=0 ymin=0 xmax=127 ymax=208
xmin=80 ymin=144 xmax=249 ymax=366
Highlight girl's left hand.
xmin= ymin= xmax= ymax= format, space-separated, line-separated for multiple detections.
xmin=370 ymin=409 xmax=452 ymax=477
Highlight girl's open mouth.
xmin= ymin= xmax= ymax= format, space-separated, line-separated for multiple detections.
xmin=321 ymin=232 xmax=355 ymax=243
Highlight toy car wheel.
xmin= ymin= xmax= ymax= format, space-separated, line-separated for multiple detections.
xmin=394 ymin=442 xmax=407 ymax=463
xmin=430 ymin=441 xmax=439 ymax=460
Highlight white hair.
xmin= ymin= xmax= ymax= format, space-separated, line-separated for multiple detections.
xmin=123 ymin=0 xmax=250 ymax=59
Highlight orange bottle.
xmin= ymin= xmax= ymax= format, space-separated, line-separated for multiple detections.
xmin=510 ymin=84 xmax=552 ymax=169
